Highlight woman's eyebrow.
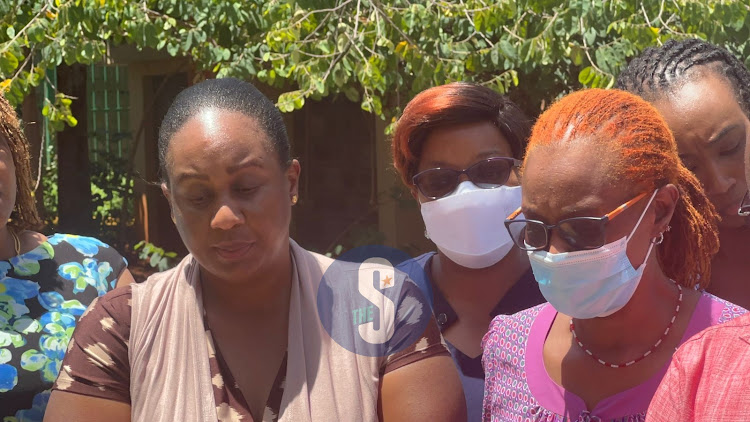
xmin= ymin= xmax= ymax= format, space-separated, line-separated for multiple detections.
xmin=226 ymin=157 xmax=264 ymax=174
xmin=708 ymin=123 xmax=742 ymax=145
xmin=174 ymin=172 xmax=209 ymax=185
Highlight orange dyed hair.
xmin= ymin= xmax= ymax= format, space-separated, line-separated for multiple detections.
xmin=392 ymin=82 xmax=530 ymax=187
xmin=526 ymin=89 xmax=719 ymax=289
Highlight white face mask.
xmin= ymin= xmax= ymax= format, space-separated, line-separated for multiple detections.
xmin=528 ymin=190 xmax=659 ymax=319
xmin=420 ymin=181 xmax=522 ymax=269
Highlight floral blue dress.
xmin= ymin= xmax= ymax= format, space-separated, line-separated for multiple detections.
xmin=0 ymin=234 xmax=127 ymax=421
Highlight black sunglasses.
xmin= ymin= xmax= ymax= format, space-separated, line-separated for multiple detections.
xmin=739 ymin=191 xmax=750 ymax=217
xmin=412 ymin=157 xmax=521 ymax=200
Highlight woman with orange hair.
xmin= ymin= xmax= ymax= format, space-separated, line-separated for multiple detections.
xmin=482 ymin=89 xmax=746 ymax=421
xmin=392 ymin=82 xmax=545 ymax=421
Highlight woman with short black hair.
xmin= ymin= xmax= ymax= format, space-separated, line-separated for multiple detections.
xmin=44 ymin=78 xmax=466 ymax=422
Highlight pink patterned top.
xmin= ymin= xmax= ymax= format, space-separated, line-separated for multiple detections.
xmin=481 ymin=293 xmax=746 ymax=422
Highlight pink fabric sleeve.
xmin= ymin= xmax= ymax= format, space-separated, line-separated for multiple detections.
xmin=647 ymin=351 xmax=694 ymax=421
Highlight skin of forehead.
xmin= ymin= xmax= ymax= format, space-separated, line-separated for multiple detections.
xmin=522 ymin=139 xmax=631 ymax=222
xmin=166 ymin=109 xmax=276 ymax=178
xmin=417 ymin=121 xmax=513 ymax=171
xmin=657 ymin=71 xmax=743 ymax=138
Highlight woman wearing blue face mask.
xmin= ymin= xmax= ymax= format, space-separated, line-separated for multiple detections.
xmin=482 ymin=89 xmax=747 ymax=421
xmin=392 ymin=82 xmax=545 ymax=421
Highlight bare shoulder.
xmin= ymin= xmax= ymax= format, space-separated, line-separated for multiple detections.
xmin=19 ymin=229 xmax=47 ymax=252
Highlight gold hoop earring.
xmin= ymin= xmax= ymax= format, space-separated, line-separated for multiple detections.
xmin=292 ymin=195 xmax=298 ymax=205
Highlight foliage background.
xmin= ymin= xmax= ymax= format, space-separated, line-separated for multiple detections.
xmin=3 ymin=1 xmax=750 ymax=125
xmin=2 ymin=0 xmax=750 ymax=265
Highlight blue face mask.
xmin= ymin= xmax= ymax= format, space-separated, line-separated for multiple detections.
xmin=528 ymin=190 xmax=658 ymax=319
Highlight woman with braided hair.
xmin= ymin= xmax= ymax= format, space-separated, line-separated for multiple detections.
xmin=481 ymin=89 xmax=745 ymax=421
xmin=617 ymin=38 xmax=750 ymax=308
xmin=0 ymin=93 xmax=134 ymax=420
xmin=645 ymin=94 xmax=750 ymax=421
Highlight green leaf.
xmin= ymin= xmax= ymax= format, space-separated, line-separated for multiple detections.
xmin=337 ymin=33 xmax=348 ymax=52
xmin=343 ymin=86 xmax=359 ymax=102
xmin=605 ymin=75 xmax=615 ymax=89
xmin=166 ymin=42 xmax=180 ymax=56
xmin=182 ymin=32 xmax=193 ymax=51
xmin=149 ymin=252 xmax=162 ymax=268
xmin=499 ymin=40 xmax=517 ymax=63
xmin=570 ymin=45 xmax=585 ymax=66
xmin=578 ymin=66 xmax=595 ymax=85
xmin=277 ymin=90 xmax=304 ymax=112
xmin=584 ymin=27 xmax=597 ymax=45
xmin=318 ymin=40 xmax=333 ymax=55
xmin=314 ymin=78 xmax=325 ymax=94
xmin=1 ymin=52 xmax=19 ymax=77
xmin=591 ymin=73 xmax=602 ymax=88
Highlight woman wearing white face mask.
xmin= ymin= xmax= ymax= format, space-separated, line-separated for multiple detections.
xmin=482 ymin=88 xmax=747 ymax=422
xmin=392 ymin=82 xmax=545 ymax=421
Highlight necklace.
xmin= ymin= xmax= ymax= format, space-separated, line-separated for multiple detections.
xmin=9 ymin=229 xmax=20 ymax=256
xmin=569 ymin=280 xmax=683 ymax=369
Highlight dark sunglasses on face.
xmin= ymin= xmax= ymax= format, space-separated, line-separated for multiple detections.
xmin=740 ymin=191 xmax=750 ymax=217
xmin=504 ymin=191 xmax=649 ymax=252
xmin=412 ymin=157 xmax=521 ymax=200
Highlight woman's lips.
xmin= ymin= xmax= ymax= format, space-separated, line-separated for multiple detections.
xmin=211 ymin=241 xmax=254 ymax=261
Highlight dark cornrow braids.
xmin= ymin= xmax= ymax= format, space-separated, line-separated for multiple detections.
xmin=616 ymin=39 xmax=750 ymax=118
xmin=0 ymin=95 xmax=43 ymax=232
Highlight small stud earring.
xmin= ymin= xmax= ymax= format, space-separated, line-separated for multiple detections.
xmin=292 ymin=195 xmax=298 ymax=205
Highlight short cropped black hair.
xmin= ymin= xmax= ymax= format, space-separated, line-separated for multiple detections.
xmin=158 ymin=78 xmax=291 ymax=182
